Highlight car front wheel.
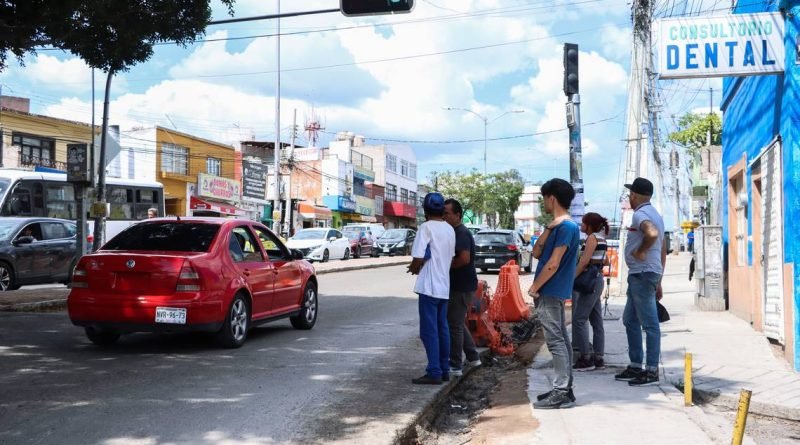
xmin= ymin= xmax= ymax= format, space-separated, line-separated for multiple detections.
xmin=322 ymin=249 xmax=329 ymax=263
xmin=290 ymin=282 xmax=318 ymax=330
xmin=343 ymin=248 xmax=350 ymax=260
xmin=0 ymin=262 xmax=18 ymax=291
xmin=216 ymin=293 xmax=249 ymax=348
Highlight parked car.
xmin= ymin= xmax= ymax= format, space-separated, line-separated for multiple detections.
xmin=286 ymin=228 xmax=352 ymax=262
xmin=466 ymin=224 xmax=489 ymax=236
xmin=376 ymin=228 xmax=416 ymax=256
xmin=67 ymin=218 xmax=318 ymax=348
xmin=342 ymin=223 xmax=385 ymax=254
xmin=343 ymin=230 xmax=374 ymax=258
xmin=0 ymin=217 xmax=83 ymax=291
xmin=474 ymin=229 xmax=533 ymax=273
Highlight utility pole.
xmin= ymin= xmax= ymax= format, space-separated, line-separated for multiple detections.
xmin=670 ymin=148 xmax=680 ymax=255
xmin=286 ymin=109 xmax=297 ymax=237
xmin=273 ymin=0 xmax=282 ymax=234
xmin=563 ymin=43 xmax=584 ymax=225
xmin=619 ymin=0 xmax=654 ymax=283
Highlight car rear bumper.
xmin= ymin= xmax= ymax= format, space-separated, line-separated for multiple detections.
xmin=475 ymin=254 xmax=517 ymax=269
xmin=68 ymin=291 xmax=225 ymax=332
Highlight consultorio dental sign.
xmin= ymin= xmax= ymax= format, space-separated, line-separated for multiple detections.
xmin=657 ymin=12 xmax=784 ymax=79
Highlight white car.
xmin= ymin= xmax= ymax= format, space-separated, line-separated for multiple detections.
xmin=286 ymin=228 xmax=352 ymax=262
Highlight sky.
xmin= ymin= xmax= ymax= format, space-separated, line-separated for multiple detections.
xmin=0 ymin=0 xmax=729 ymax=224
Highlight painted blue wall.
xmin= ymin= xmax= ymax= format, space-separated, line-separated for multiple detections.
xmin=722 ymin=1 xmax=800 ymax=369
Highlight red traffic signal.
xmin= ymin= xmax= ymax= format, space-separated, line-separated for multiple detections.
xmin=341 ymin=0 xmax=414 ymax=17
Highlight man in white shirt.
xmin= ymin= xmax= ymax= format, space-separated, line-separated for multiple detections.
xmin=407 ymin=192 xmax=456 ymax=384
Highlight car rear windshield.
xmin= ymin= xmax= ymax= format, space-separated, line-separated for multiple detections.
xmin=475 ymin=233 xmax=513 ymax=244
xmin=103 ymin=222 xmax=221 ymax=252
xmin=381 ymin=229 xmax=407 ymax=238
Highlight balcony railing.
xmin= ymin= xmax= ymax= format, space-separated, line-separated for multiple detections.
xmin=18 ymin=153 xmax=67 ymax=171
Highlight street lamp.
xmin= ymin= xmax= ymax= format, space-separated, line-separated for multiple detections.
xmin=444 ymin=107 xmax=525 ymax=175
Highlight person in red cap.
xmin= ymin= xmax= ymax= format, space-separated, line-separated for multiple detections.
xmin=407 ymin=192 xmax=456 ymax=385
xmin=614 ymin=177 xmax=666 ymax=387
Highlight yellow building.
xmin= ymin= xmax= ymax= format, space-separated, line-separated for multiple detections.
xmin=0 ymin=97 xmax=97 ymax=170
xmin=153 ymin=127 xmax=242 ymax=217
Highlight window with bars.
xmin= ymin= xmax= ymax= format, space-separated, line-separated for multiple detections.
xmin=400 ymin=160 xmax=409 ymax=176
xmin=206 ymin=157 xmax=221 ymax=176
xmin=162 ymin=143 xmax=188 ymax=175
xmin=409 ymin=163 xmax=417 ymax=179
xmin=386 ymin=154 xmax=397 ymax=172
xmin=386 ymin=183 xmax=398 ymax=202
xmin=13 ymin=133 xmax=55 ymax=167
xmin=409 ymin=191 xmax=417 ymax=206
xmin=400 ymin=188 xmax=408 ymax=204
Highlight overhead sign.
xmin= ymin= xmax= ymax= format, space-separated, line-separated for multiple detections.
xmin=242 ymin=160 xmax=267 ymax=202
xmin=198 ymin=173 xmax=240 ymax=203
xmin=657 ymin=12 xmax=784 ymax=79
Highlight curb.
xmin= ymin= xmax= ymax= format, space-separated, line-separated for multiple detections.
xmin=688 ymin=386 xmax=800 ymax=422
xmin=0 ymin=261 xmax=410 ymax=313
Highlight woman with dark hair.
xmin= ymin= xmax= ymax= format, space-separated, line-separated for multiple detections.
xmin=572 ymin=212 xmax=609 ymax=371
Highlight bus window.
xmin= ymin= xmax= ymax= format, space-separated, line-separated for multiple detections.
xmin=3 ymin=180 xmax=44 ymax=216
xmin=109 ymin=186 xmax=134 ymax=220
xmin=135 ymin=188 xmax=161 ymax=219
xmin=45 ymin=182 xmax=76 ymax=219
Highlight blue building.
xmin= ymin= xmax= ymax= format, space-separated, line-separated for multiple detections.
xmin=721 ymin=1 xmax=799 ymax=369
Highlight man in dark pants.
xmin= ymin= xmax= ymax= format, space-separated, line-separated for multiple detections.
xmin=443 ymin=199 xmax=482 ymax=377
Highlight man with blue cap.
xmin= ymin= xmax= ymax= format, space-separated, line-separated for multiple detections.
xmin=407 ymin=192 xmax=456 ymax=384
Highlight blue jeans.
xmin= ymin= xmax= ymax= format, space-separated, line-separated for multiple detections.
xmin=537 ymin=295 xmax=572 ymax=390
xmin=419 ymin=294 xmax=450 ymax=378
xmin=623 ymin=272 xmax=662 ymax=371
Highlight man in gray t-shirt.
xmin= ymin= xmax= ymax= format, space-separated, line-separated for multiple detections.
xmin=615 ymin=177 xmax=666 ymax=387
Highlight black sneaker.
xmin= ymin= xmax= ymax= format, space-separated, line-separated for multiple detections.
xmin=593 ymin=356 xmax=606 ymax=369
xmin=573 ymin=357 xmax=595 ymax=372
xmin=533 ymin=389 xmax=575 ymax=409
xmin=628 ymin=370 xmax=659 ymax=386
xmin=442 ymin=373 xmax=450 ymax=382
xmin=411 ymin=374 xmax=442 ymax=385
xmin=614 ymin=366 xmax=644 ymax=381
xmin=536 ymin=387 xmax=576 ymax=402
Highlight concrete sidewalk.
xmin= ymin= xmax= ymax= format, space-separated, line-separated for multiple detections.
xmin=526 ymin=252 xmax=799 ymax=444
xmin=0 ymin=255 xmax=411 ymax=312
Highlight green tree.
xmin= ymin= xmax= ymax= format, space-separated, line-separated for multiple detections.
xmin=667 ymin=112 xmax=721 ymax=159
xmin=430 ymin=169 xmax=486 ymax=223
xmin=485 ymin=169 xmax=525 ymax=229
xmin=0 ymin=0 xmax=235 ymax=71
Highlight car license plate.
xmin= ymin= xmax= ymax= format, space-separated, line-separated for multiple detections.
xmin=155 ymin=307 xmax=186 ymax=324
xmin=485 ymin=258 xmax=496 ymax=264
xmin=383 ymin=248 xmax=389 ymax=253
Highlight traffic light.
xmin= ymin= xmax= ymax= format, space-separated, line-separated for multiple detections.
xmin=563 ymin=43 xmax=579 ymax=96
xmin=340 ymin=0 xmax=414 ymax=17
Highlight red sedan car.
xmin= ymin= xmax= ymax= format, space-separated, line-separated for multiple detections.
xmin=68 ymin=218 xmax=318 ymax=348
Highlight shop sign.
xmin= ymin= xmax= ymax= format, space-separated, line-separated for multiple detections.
xmin=355 ymin=196 xmax=374 ymax=216
xmin=657 ymin=12 xmax=785 ymax=79
xmin=198 ymin=173 xmax=240 ymax=203
xmin=242 ymin=160 xmax=267 ymax=202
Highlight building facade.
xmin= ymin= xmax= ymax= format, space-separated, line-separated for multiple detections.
xmin=358 ymin=143 xmax=418 ymax=229
xmin=514 ymin=184 xmax=542 ymax=239
xmin=720 ymin=2 xmax=799 ymax=369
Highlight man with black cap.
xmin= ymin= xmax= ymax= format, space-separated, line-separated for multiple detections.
xmin=615 ymin=177 xmax=666 ymax=386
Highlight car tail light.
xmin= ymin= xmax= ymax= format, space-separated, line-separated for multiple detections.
xmin=507 ymin=245 xmax=518 ymax=251
xmin=72 ymin=266 xmax=89 ymax=288
xmin=176 ymin=261 xmax=201 ymax=292
xmin=87 ymin=234 xmax=94 ymax=244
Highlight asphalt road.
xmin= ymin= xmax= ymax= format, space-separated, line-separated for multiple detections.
xmin=0 ymin=265 xmax=516 ymax=445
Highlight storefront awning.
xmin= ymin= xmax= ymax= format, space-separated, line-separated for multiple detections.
xmin=190 ymin=196 xmax=246 ymax=216
xmin=298 ymin=202 xmax=332 ymax=220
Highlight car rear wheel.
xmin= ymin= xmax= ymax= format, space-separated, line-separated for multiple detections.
xmin=480 ymin=267 xmax=488 ymax=273
xmin=0 ymin=262 xmax=19 ymax=291
xmin=354 ymin=246 xmax=361 ymax=259
xmin=85 ymin=326 xmax=120 ymax=346
xmin=343 ymin=248 xmax=350 ymax=260
xmin=322 ymin=249 xmax=330 ymax=263
xmin=216 ymin=293 xmax=249 ymax=348
xmin=290 ymin=282 xmax=318 ymax=330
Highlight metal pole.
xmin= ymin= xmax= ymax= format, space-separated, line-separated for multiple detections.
xmin=568 ymin=94 xmax=585 ymax=225
xmin=287 ymin=108 xmax=296 ymax=237
xmin=92 ymin=70 xmax=113 ymax=251
xmin=483 ymin=118 xmax=488 ymax=176
xmin=273 ymin=0 xmax=282 ymax=233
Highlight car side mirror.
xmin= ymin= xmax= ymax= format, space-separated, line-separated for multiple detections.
xmin=291 ymin=249 xmax=304 ymax=260
xmin=328 ymin=236 xmax=337 ymax=242
xmin=14 ymin=236 xmax=35 ymax=245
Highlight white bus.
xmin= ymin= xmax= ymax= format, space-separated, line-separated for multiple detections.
xmin=0 ymin=169 xmax=164 ymax=242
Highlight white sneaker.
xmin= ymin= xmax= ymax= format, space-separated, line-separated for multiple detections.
xmin=449 ymin=367 xmax=463 ymax=377
xmin=467 ymin=359 xmax=482 ymax=367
